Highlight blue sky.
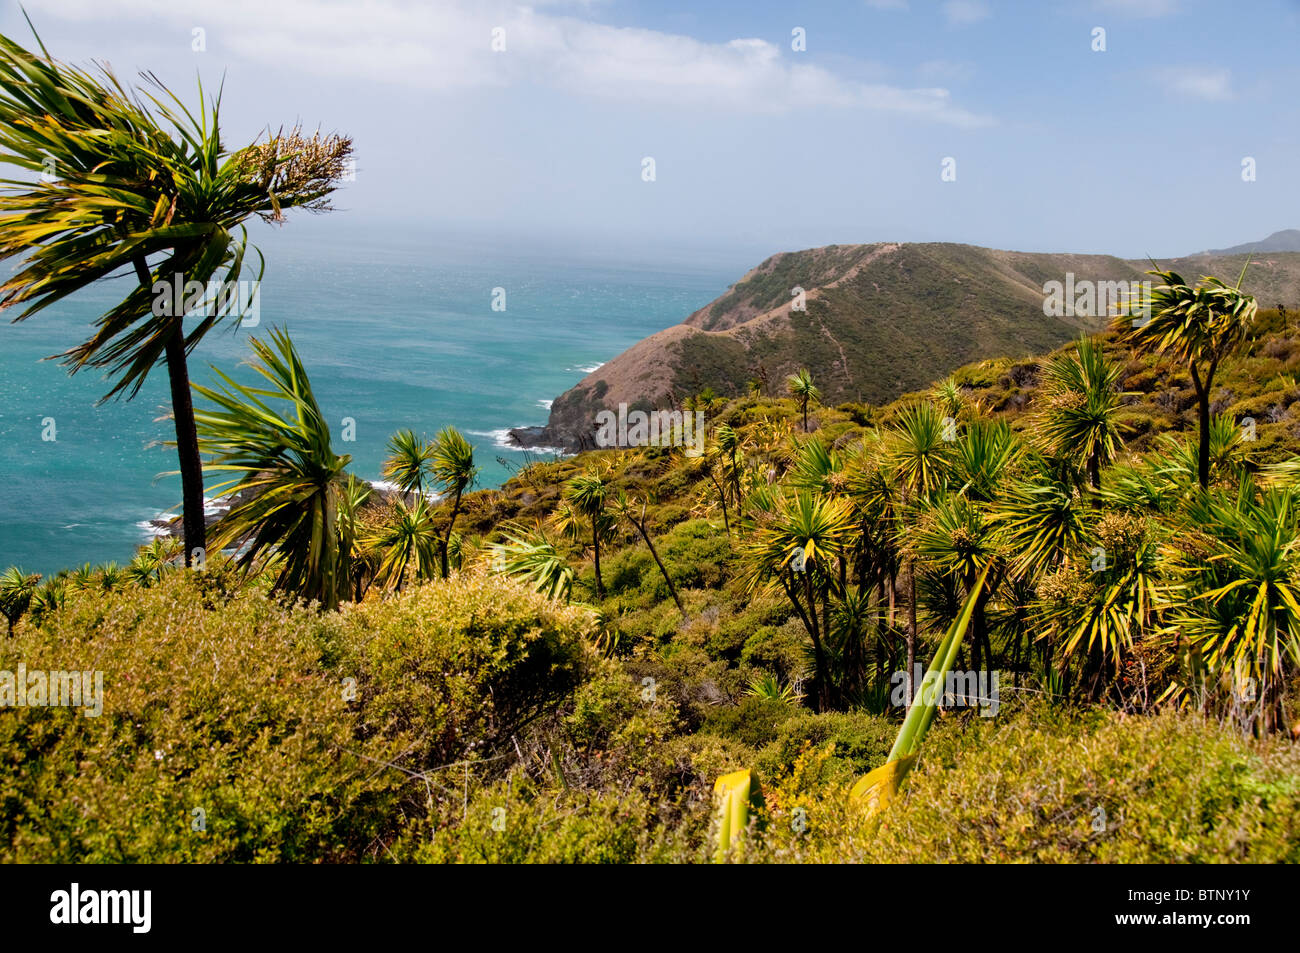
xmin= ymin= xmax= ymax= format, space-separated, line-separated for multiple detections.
xmin=4 ymin=0 xmax=1298 ymax=261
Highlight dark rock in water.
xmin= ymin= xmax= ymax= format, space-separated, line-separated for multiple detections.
xmin=145 ymin=484 xmax=261 ymax=541
xmin=149 ymin=516 xmax=181 ymax=538
xmin=506 ymin=425 xmax=579 ymax=454
xmin=506 ymin=425 xmax=549 ymax=447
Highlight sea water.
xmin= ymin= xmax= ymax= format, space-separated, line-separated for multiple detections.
xmin=0 ymin=222 xmax=740 ymax=575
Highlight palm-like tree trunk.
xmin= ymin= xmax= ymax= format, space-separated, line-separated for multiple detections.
xmin=875 ymin=572 xmax=888 ymax=657
xmin=592 ymin=524 xmax=605 ymax=599
xmin=1190 ymin=362 xmax=1217 ymax=489
xmin=906 ymin=558 xmax=918 ymax=702
xmin=632 ymin=513 xmax=685 ymax=620
xmin=966 ymin=570 xmax=997 ymax=675
xmin=709 ymin=469 xmax=732 ymax=539
xmin=164 ymin=325 xmax=207 ymax=567
xmin=821 ymin=587 xmax=835 ymax=707
xmin=874 ymin=580 xmax=888 ymax=704
xmin=856 ymin=527 xmax=869 ymax=590
xmin=784 ymin=570 xmax=831 ymax=711
xmin=134 ymin=253 xmax=205 ymax=567
xmin=888 ymin=566 xmax=896 ymax=631
xmin=441 ymin=488 xmax=463 ymax=578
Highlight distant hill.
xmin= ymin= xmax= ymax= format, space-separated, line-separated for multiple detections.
xmin=516 ymin=241 xmax=1300 ymax=451
xmin=1201 ymin=229 xmax=1300 ymax=255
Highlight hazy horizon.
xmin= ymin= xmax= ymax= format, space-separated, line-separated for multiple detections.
xmin=3 ymin=0 xmax=1296 ymax=261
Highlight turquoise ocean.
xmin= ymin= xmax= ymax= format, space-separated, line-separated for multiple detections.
xmin=0 ymin=223 xmax=744 ymax=575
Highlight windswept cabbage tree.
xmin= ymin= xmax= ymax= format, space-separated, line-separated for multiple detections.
xmin=381 ymin=430 xmax=434 ymax=499
xmin=364 ymin=496 xmax=440 ymax=592
xmin=338 ymin=473 xmax=373 ymax=600
xmin=126 ymin=536 xmax=181 ymax=588
xmin=430 ymin=427 xmax=478 ymax=578
xmin=488 ymin=523 xmax=575 ymax=602
xmin=911 ymin=493 xmax=1001 ymax=671
xmin=0 ymin=566 xmax=41 ymax=635
xmin=193 ymin=329 xmax=352 ymax=609
xmin=1163 ymin=484 xmax=1300 ymax=731
xmin=947 ymin=419 xmax=1023 ymax=503
xmin=564 ymin=471 xmax=611 ymax=600
xmin=0 ymin=25 xmax=352 ymax=565
xmin=742 ymin=489 xmax=855 ymax=711
xmin=1115 ymin=268 xmax=1257 ymax=488
xmin=885 ymin=402 xmax=954 ymax=693
xmin=706 ymin=423 xmax=747 ymax=539
xmin=1037 ymin=336 xmax=1123 ymax=491
xmin=786 ymin=368 xmax=820 ymax=433
xmin=610 ymin=489 xmax=685 ymax=620
xmin=1033 ymin=512 xmax=1163 ymax=700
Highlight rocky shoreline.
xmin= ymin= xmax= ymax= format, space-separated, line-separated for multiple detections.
xmin=145 ymin=428 xmax=577 ymax=545
xmin=145 ymin=481 xmax=418 ymax=542
xmin=504 ymin=424 xmax=583 ymax=454
xmin=507 ymin=382 xmax=607 ymax=454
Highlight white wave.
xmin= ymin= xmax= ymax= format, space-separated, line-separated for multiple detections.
xmin=136 ymin=516 xmax=175 ymax=540
xmin=469 ymin=428 xmax=568 ymax=456
xmin=203 ymin=495 xmax=233 ymax=518
xmin=368 ymin=480 xmax=441 ymax=503
xmin=536 ymin=398 xmax=553 ymax=410
xmin=468 ymin=428 xmax=516 ymax=448
xmin=569 ymin=362 xmax=604 ymax=374
xmin=140 ymin=496 xmax=228 ymax=533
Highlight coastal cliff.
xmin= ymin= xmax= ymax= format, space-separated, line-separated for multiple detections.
xmin=514 ymin=241 xmax=1300 ymax=451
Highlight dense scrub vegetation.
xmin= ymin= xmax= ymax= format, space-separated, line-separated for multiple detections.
xmin=5 ymin=570 xmax=1298 ymax=862
xmin=6 ymin=298 xmax=1300 ymax=862
xmin=1 ymin=572 xmax=591 ymax=861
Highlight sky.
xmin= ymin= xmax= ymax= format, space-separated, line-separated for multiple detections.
xmin=3 ymin=0 xmax=1298 ymax=262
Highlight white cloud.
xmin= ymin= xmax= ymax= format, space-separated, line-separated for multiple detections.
xmin=22 ymin=0 xmax=991 ymax=125
xmin=941 ymin=0 xmax=991 ymax=26
xmin=1157 ymin=66 xmax=1233 ymax=102
xmin=919 ymin=59 xmax=974 ymax=83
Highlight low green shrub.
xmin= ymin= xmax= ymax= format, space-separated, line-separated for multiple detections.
xmin=701 ymin=696 xmax=796 ymax=748
xmin=861 ymin=708 xmax=1300 ymax=863
xmin=739 ymin=707 xmax=1300 ymax=863
xmin=754 ymin=710 xmax=896 ymax=786
xmin=0 ymin=572 xmax=595 ymax=862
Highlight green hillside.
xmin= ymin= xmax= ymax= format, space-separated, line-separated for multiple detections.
xmin=537 ymin=243 xmax=1300 ymax=451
